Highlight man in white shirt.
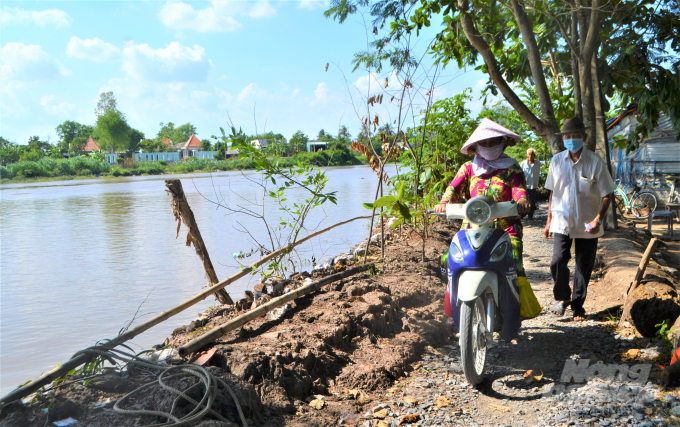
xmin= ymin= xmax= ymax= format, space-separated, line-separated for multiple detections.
xmin=544 ymin=117 xmax=616 ymax=320
xmin=520 ymin=148 xmax=541 ymax=219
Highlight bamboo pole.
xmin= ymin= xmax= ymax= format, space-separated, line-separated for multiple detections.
xmin=166 ymin=179 xmax=233 ymax=305
xmin=179 ymin=263 xmax=374 ymax=357
xmin=628 ymin=237 xmax=658 ymax=295
xmin=0 ymin=215 xmax=372 ymax=407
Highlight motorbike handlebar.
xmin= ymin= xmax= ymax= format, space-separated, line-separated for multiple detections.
xmin=427 ymin=209 xmax=446 ymax=215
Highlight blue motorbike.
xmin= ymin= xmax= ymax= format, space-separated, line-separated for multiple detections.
xmin=430 ymin=196 xmax=521 ymax=385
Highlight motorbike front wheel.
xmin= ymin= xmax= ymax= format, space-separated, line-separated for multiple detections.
xmin=459 ymin=297 xmax=488 ymax=385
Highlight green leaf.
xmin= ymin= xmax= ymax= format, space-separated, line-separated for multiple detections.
xmin=373 ymin=195 xmax=397 ymax=208
xmin=363 ymin=202 xmax=375 ymax=209
xmin=397 ymin=201 xmax=412 ymax=220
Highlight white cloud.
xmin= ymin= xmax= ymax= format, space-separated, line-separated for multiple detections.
xmin=0 ymin=42 xmax=71 ymax=83
xmin=236 ymin=83 xmax=265 ymax=103
xmin=121 ymin=41 xmax=209 ymax=82
xmin=298 ymin=0 xmax=328 ymax=10
xmin=249 ymin=1 xmax=276 ymax=18
xmin=312 ymin=82 xmax=329 ymax=105
xmin=191 ymin=90 xmax=212 ymax=100
xmin=0 ymin=6 xmax=71 ymax=28
xmin=159 ymin=0 xmax=276 ymax=33
xmin=66 ymin=37 xmax=121 ymax=62
xmin=40 ymin=95 xmax=77 ymax=116
xmin=292 ymin=88 xmax=300 ymax=97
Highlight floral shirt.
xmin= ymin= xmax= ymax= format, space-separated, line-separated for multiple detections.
xmin=440 ymin=161 xmax=528 ymax=238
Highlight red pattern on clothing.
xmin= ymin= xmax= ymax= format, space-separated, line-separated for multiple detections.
xmin=441 ymin=161 xmax=528 ymax=238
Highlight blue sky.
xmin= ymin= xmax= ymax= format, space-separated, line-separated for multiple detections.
xmin=1 ymin=1 xmax=489 ymax=145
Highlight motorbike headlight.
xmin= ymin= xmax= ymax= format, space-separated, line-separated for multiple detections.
xmin=451 ymin=244 xmax=464 ymax=263
xmin=466 ymin=199 xmax=492 ymax=225
xmin=490 ymin=241 xmax=509 ymax=262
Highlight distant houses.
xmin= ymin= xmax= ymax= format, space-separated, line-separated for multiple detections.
xmin=306 ymin=140 xmax=327 ymax=152
xmin=251 ymin=139 xmax=268 ymax=149
xmin=82 ymin=136 xmax=100 ymax=152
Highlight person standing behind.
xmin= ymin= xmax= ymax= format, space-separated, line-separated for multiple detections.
xmin=520 ymin=148 xmax=541 ymax=219
xmin=544 ymin=117 xmax=616 ymax=321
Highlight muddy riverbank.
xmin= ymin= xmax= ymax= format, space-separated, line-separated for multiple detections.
xmin=3 ymin=209 xmax=680 ymax=427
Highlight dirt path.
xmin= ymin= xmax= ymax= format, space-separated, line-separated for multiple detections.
xmin=349 ymin=211 xmax=673 ymax=427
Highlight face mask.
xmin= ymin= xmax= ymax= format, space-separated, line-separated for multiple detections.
xmin=564 ymin=138 xmax=583 ymax=152
xmin=476 ymin=144 xmax=504 ymax=161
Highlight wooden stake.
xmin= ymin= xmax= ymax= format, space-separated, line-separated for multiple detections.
xmin=166 ymin=179 xmax=233 ymax=305
xmin=629 ymin=237 xmax=658 ymax=295
xmin=0 ymin=214 xmax=372 ymax=407
xmin=178 ymin=263 xmax=374 ymax=356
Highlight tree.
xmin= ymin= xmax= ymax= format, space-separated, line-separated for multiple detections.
xmin=201 ymin=139 xmax=212 ymax=151
xmin=95 ymin=91 xmax=118 ymax=117
xmin=94 ymin=109 xmax=130 ymax=153
xmin=290 ymin=131 xmax=309 ymax=153
xmin=326 ymin=0 xmax=680 ymax=154
xmin=128 ymin=128 xmax=145 ymax=153
xmin=56 ymin=121 xmax=94 ymax=152
xmin=338 ymin=125 xmax=352 ymax=142
xmin=157 ymin=122 xmax=197 ymax=146
xmin=317 ymin=129 xmax=327 ymax=140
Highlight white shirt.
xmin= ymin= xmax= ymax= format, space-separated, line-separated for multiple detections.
xmin=520 ymin=159 xmax=541 ymax=189
xmin=545 ymin=149 xmax=616 ymax=238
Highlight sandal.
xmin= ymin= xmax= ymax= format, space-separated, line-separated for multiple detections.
xmin=550 ymin=301 xmax=571 ymax=316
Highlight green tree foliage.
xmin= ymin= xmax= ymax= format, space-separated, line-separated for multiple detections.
xmin=94 ymin=109 xmax=131 ymax=153
xmin=157 ymin=122 xmax=197 ymax=146
xmin=201 ymin=139 xmax=212 ymax=151
xmin=290 ymin=130 xmax=309 ymax=153
xmin=55 ymin=121 xmax=94 ymax=152
xmin=128 ymin=128 xmax=145 ymax=153
xmin=95 ymin=91 xmax=118 ymax=117
xmin=326 ymin=0 xmax=680 ymax=154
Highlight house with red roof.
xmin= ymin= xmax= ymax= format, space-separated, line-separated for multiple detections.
xmin=82 ymin=136 xmax=100 ymax=152
xmin=181 ymin=134 xmax=203 ymax=158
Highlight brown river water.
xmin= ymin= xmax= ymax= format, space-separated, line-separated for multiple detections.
xmin=0 ymin=165 xmax=393 ymax=396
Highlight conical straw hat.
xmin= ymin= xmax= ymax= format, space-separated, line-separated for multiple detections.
xmin=460 ymin=118 xmax=521 ymax=155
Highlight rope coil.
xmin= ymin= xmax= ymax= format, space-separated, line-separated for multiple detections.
xmin=71 ymin=346 xmax=247 ymax=427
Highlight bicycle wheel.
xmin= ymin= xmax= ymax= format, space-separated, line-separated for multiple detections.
xmin=614 ymin=193 xmax=633 ymax=219
xmin=631 ymin=191 xmax=657 ymax=219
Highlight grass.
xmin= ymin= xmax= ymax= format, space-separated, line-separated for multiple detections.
xmin=1 ymin=152 xmax=366 ymax=183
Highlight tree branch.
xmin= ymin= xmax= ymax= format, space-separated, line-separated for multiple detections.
xmin=510 ymin=0 xmax=558 ymax=126
xmin=455 ymin=0 xmax=544 ymax=134
xmin=581 ymin=0 xmax=602 ymax=63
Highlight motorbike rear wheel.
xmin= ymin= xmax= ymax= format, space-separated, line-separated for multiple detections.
xmin=459 ymin=297 xmax=488 ymax=385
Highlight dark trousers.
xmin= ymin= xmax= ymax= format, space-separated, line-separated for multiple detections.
xmin=551 ymin=233 xmax=599 ymax=314
xmin=527 ymin=189 xmax=538 ymax=218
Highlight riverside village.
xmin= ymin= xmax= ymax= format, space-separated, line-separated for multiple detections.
xmin=2 ymin=1 xmax=680 ymax=427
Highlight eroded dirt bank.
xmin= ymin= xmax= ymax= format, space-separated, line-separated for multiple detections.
xmin=3 ymin=211 xmax=680 ymax=427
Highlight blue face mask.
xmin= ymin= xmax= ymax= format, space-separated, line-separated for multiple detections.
xmin=564 ymin=138 xmax=583 ymax=152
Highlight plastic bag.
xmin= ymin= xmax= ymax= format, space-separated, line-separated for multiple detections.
xmin=518 ymin=276 xmax=542 ymax=318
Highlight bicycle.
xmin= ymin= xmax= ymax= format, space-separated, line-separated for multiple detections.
xmin=614 ymin=183 xmax=658 ymax=219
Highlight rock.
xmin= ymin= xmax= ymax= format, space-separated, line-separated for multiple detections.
xmin=623 ymin=281 xmax=680 ymax=337
xmin=309 ymin=399 xmax=325 ymax=410
xmin=671 ymin=406 xmax=680 ymax=417
xmin=87 ymin=374 xmax=136 ymax=393
xmin=398 ymin=413 xmax=420 ymax=424
xmin=253 ymin=283 xmax=268 ymax=294
xmin=373 ymin=408 xmax=388 ymax=419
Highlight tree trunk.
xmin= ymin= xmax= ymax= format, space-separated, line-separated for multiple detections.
xmin=165 ymin=179 xmax=234 ymax=305
xmin=571 ymin=12 xmax=583 ymax=119
xmin=510 ymin=0 xmax=558 ymax=127
xmin=591 ymin=53 xmax=607 ymax=162
xmin=456 ymin=0 xmax=562 ymax=154
xmin=577 ymin=0 xmax=602 ymax=151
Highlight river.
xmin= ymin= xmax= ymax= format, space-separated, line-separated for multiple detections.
xmin=0 ymin=165 xmax=394 ymax=396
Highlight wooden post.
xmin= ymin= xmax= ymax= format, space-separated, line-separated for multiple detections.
xmin=629 ymin=237 xmax=658 ymax=295
xmin=166 ymin=179 xmax=233 ymax=305
xmin=179 ymin=263 xmax=374 ymax=357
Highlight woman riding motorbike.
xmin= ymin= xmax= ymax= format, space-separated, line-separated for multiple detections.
xmin=433 ymin=118 xmax=542 ymax=321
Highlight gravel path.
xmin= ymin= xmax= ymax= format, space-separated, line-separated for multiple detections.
xmin=353 ymin=210 xmax=674 ymax=427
